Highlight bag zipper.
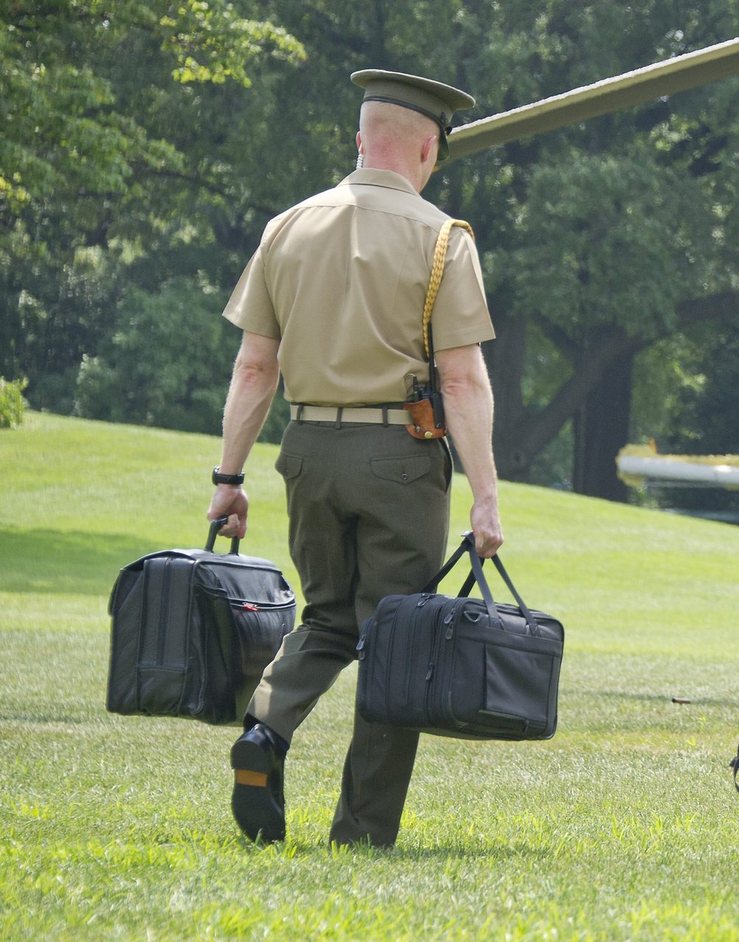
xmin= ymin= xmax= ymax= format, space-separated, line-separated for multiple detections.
xmin=384 ymin=605 xmax=403 ymax=716
xmin=356 ymin=602 xmax=399 ymax=719
xmin=227 ymin=597 xmax=296 ymax=613
xmin=400 ymin=594 xmax=434 ymax=704
xmin=438 ymin=601 xmax=467 ymax=724
xmin=424 ymin=602 xmax=457 ymax=724
xmin=198 ymin=585 xmax=294 ymax=614
xmin=157 ymin=558 xmax=172 ymax=666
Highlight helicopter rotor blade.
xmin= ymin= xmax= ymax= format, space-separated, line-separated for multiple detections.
xmin=447 ymin=37 xmax=739 ymax=161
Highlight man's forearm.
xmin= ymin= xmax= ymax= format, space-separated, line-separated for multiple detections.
xmin=218 ymin=334 xmax=280 ymax=473
xmin=442 ymin=376 xmax=499 ymax=504
xmin=436 ymin=344 xmax=503 ymax=556
xmin=437 ymin=347 xmax=498 ymax=503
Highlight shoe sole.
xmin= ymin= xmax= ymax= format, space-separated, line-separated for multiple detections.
xmin=230 ymin=737 xmax=285 ymax=843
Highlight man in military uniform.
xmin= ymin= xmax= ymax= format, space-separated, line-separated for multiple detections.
xmin=207 ymin=69 xmax=503 ymax=847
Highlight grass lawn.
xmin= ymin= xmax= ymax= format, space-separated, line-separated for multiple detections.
xmin=1 ymin=412 xmax=737 ymax=941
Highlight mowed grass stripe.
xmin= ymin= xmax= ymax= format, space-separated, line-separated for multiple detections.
xmin=1 ymin=412 xmax=737 ymax=940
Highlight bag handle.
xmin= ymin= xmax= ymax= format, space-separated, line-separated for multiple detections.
xmin=420 ymin=535 xmax=471 ymax=590
xmin=423 ymin=533 xmax=540 ymax=633
xmin=462 ymin=551 xmax=540 ymax=634
xmin=205 ymin=516 xmax=240 ymax=555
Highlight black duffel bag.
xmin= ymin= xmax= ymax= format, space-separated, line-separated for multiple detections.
xmin=356 ymin=534 xmax=564 ymax=741
xmin=107 ymin=518 xmax=295 ymax=725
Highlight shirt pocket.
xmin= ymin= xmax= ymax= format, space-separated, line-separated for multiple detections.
xmin=370 ymin=455 xmax=431 ymax=485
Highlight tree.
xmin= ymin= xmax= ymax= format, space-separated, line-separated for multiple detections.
xmin=74 ymin=277 xmax=234 ymax=431
xmin=0 ymin=0 xmax=305 ymax=416
xmin=425 ymin=0 xmax=739 ymax=497
xmin=2 ymin=0 xmax=736 ymax=492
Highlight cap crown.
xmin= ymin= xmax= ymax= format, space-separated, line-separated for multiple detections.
xmin=351 ymin=69 xmax=475 ymax=159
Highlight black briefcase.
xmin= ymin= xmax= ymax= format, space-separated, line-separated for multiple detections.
xmin=106 ymin=518 xmax=296 ymax=725
xmin=356 ymin=534 xmax=564 ymax=741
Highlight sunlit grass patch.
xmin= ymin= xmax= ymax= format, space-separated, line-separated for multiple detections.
xmin=1 ymin=413 xmax=737 ymax=940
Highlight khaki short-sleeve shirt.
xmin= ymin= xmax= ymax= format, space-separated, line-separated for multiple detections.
xmin=223 ymin=168 xmax=494 ymax=406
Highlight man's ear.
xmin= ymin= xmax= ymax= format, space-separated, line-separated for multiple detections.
xmin=421 ymin=133 xmax=439 ymax=165
xmin=356 ymin=130 xmax=362 ymax=152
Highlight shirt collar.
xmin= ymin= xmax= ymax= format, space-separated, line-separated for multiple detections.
xmin=339 ymin=168 xmax=419 ymax=196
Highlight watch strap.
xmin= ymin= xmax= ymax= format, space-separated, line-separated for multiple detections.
xmin=212 ymin=466 xmax=244 ymax=486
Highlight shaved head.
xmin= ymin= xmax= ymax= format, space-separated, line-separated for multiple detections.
xmin=356 ymin=101 xmax=440 ymax=191
xmin=359 ymin=100 xmax=440 ymax=148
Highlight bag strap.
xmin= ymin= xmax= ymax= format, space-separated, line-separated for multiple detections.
xmin=423 ymin=533 xmax=540 ymax=633
xmin=421 ymin=534 xmax=472 ymax=590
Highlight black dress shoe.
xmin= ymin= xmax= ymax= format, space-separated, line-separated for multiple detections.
xmin=230 ymin=723 xmax=287 ymax=842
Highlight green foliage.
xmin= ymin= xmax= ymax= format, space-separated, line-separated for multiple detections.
xmin=160 ymin=0 xmax=306 ymax=87
xmin=512 ymin=151 xmax=710 ymax=337
xmin=665 ymin=325 xmax=739 ymax=455
xmin=74 ymin=277 xmax=238 ymax=433
xmin=0 ymin=0 xmax=306 ymax=413
xmin=1 ymin=413 xmax=738 ymax=939
xmin=0 ymin=376 xmax=27 ymax=428
xmin=631 ymin=320 xmax=739 ymax=517
xmin=1 ymin=0 xmax=738 ymax=495
xmin=0 ymin=3 xmax=182 ymax=208
xmin=258 ymin=387 xmax=291 ymax=445
xmin=633 ymin=320 xmax=739 ymax=456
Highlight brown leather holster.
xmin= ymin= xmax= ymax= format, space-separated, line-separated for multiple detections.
xmin=404 ymin=396 xmax=446 ymax=440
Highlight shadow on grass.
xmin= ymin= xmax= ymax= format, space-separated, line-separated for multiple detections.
xmin=0 ymin=527 xmax=159 ymax=596
xmin=597 ymin=690 xmax=738 ymax=708
xmin=0 ymin=709 xmax=109 ymax=726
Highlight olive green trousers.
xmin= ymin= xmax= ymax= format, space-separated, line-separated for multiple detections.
xmin=247 ymin=420 xmax=452 ymax=846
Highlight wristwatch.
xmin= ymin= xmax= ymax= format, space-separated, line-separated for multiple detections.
xmin=212 ymin=466 xmax=244 ymax=486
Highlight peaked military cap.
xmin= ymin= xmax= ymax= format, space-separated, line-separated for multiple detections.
xmin=351 ymin=69 xmax=475 ymax=160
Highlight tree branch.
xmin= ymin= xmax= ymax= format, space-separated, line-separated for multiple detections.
xmin=138 ymin=167 xmax=281 ymax=218
xmin=674 ymin=290 xmax=738 ymax=328
xmin=495 ymin=288 xmax=738 ymax=477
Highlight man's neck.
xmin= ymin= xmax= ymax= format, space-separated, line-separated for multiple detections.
xmin=362 ymin=156 xmax=427 ymax=193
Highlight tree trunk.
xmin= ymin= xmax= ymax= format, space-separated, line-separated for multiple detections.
xmin=572 ymin=350 xmax=633 ymax=501
xmin=484 ymin=292 xmax=736 ymax=490
xmin=484 ymin=310 xmax=528 ymax=479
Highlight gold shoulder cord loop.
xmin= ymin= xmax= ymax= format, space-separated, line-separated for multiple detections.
xmin=404 ymin=218 xmax=476 ymax=441
xmin=422 ymin=219 xmax=475 ymax=359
